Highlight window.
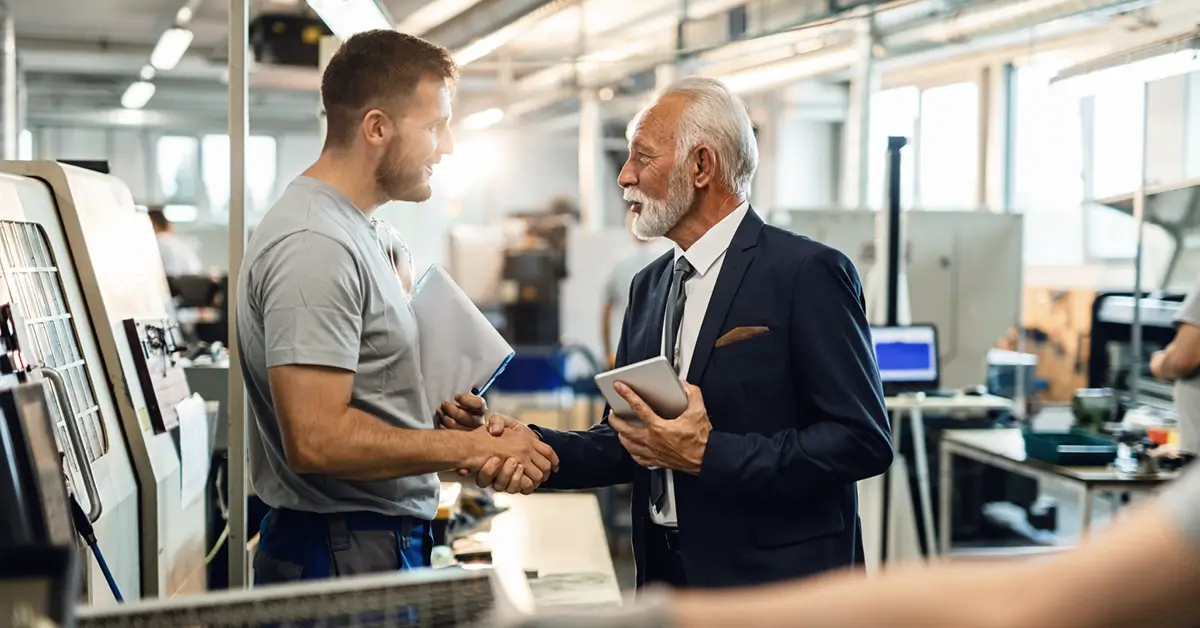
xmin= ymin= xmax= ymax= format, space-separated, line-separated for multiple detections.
xmin=201 ymin=134 xmax=230 ymax=214
xmin=18 ymin=129 xmax=32 ymax=159
xmin=866 ymin=86 xmax=918 ymax=210
xmin=1010 ymin=64 xmax=1085 ymax=264
xmin=248 ymin=136 xmax=278 ymax=212
xmin=1090 ymin=87 xmax=1144 ymax=200
xmin=156 ymin=136 xmax=201 ymax=204
xmin=917 ymin=82 xmax=979 ymax=210
xmin=201 ymin=134 xmax=278 ymax=215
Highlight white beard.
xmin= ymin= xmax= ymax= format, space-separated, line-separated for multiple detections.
xmin=625 ymin=163 xmax=694 ymax=240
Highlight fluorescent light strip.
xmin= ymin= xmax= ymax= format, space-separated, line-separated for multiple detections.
xmin=121 ymin=81 xmax=156 ymax=110
xmin=461 ymin=107 xmax=504 ymax=130
xmin=453 ymin=21 xmax=524 ymax=67
xmin=307 ymin=0 xmax=392 ymax=41
xmin=150 ymin=28 xmax=194 ymax=70
xmin=1053 ymin=48 xmax=1200 ymax=96
xmin=396 ymin=0 xmax=480 ymax=35
xmin=714 ymin=46 xmax=858 ymax=94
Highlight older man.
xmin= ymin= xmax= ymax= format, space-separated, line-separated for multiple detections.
xmin=457 ymin=77 xmax=892 ymax=589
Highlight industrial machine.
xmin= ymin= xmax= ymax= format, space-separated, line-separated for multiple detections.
xmin=0 ymin=170 xmax=141 ymax=603
xmin=75 ymin=565 xmax=535 ymax=627
xmin=1087 ymin=292 xmax=1185 ymax=411
xmin=0 ymin=162 xmax=209 ymax=601
xmin=0 ymin=381 xmax=83 ymax=628
xmin=769 ymin=209 xmax=1024 ymax=389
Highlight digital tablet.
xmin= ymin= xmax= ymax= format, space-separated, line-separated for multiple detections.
xmin=594 ymin=356 xmax=688 ymax=421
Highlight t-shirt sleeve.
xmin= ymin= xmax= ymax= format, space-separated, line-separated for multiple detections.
xmin=1175 ymin=275 xmax=1200 ymax=327
xmin=1161 ymin=464 xmax=1200 ymax=549
xmin=257 ymin=231 xmax=363 ymax=371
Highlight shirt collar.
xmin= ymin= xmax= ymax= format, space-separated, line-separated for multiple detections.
xmin=673 ymin=202 xmax=749 ymax=277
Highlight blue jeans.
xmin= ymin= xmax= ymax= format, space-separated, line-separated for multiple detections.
xmin=253 ymin=507 xmax=432 ymax=585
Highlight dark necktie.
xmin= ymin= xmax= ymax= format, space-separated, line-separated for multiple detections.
xmin=651 ymin=256 xmax=694 ymax=514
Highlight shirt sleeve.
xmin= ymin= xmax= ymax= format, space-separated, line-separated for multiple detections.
xmin=257 ymin=231 xmax=364 ymax=372
xmin=1161 ymin=464 xmax=1200 ymax=549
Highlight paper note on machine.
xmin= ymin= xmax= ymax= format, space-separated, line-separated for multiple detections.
xmin=412 ymin=264 xmax=514 ymax=418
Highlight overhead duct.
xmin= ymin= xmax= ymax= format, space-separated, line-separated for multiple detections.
xmin=509 ymin=0 xmax=1155 ymax=123
xmin=697 ymin=0 xmax=1154 ymax=95
xmin=880 ymin=0 xmax=1157 ymax=48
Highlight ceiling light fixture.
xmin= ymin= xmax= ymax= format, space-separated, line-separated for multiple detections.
xmin=1052 ymin=30 xmax=1200 ymax=94
xmin=460 ymin=108 xmax=504 ymax=131
xmin=139 ymin=64 xmax=156 ymax=81
xmin=453 ymin=22 xmax=523 ymax=67
xmin=714 ymin=46 xmax=858 ymax=95
xmin=396 ymin=0 xmax=479 ymax=35
xmin=150 ymin=28 xmax=194 ymax=70
xmin=306 ymin=0 xmax=392 ymax=41
xmin=121 ymin=81 xmax=157 ymax=110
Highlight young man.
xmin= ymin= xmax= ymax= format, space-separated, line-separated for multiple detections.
xmin=236 ymin=30 xmax=555 ymax=585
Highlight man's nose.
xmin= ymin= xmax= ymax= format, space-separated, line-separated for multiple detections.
xmin=617 ymin=160 xmax=636 ymax=188
xmin=436 ymin=128 xmax=456 ymax=161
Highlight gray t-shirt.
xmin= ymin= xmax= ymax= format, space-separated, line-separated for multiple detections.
xmin=1174 ymin=275 xmax=1200 ymax=454
xmin=237 ymin=176 xmax=437 ymax=519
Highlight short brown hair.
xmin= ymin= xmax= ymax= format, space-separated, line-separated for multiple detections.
xmin=320 ymin=30 xmax=458 ymax=149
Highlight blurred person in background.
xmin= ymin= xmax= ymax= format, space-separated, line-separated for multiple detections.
xmin=1151 ymin=274 xmax=1200 ymax=456
xmin=602 ymin=214 xmax=664 ymax=366
xmin=149 ymin=207 xmax=203 ymax=277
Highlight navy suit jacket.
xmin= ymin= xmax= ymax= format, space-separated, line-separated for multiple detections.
xmin=535 ymin=209 xmax=893 ymax=589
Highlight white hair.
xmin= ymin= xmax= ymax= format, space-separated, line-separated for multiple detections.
xmin=656 ymin=77 xmax=759 ymax=197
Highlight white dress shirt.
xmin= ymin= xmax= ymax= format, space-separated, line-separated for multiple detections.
xmin=652 ymin=202 xmax=749 ymax=527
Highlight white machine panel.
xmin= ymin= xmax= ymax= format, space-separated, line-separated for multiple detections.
xmin=0 ymin=162 xmax=207 ymax=600
xmin=771 ymin=210 xmax=1024 ymax=389
xmin=0 ymin=172 xmax=140 ymax=604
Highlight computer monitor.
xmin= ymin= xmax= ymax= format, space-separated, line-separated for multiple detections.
xmin=871 ymin=325 xmax=939 ymax=395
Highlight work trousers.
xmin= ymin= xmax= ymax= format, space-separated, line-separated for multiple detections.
xmin=253 ymin=507 xmax=433 ymax=586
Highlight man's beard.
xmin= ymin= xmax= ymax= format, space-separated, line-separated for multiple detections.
xmin=375 ymin=140 xmax=428 ymax=203
xmin=624 ymin=161 xmax=694 ymax=240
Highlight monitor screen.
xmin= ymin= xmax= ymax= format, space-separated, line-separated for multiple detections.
xmin=871 ymin=325 xmax=938 ymax=384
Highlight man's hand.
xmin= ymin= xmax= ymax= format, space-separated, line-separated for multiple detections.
xmin=438 ymin=393 xmax=487 ymax=430
xmin=1151 ymin=350 xmax=1168 ymax=380
xmin=608 ymin=381 xmax=711 ymax=474
xmin=464 ymin=421 xmax=557 ymax=494
xmin=470 ymin=415 xmax=559 ymax=494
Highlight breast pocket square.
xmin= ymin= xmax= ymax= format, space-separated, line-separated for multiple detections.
xmin=715 ymin=326 xmax=771 ymax=348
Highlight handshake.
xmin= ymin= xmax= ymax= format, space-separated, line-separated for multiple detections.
xmin=437 ymin=393 xmax=559 ymax=495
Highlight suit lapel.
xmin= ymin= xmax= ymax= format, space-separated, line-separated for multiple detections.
xmin=641 ymin=258 xmax=674 ymax=361
xmin=686 ymin=209 xmax=764 ymax=385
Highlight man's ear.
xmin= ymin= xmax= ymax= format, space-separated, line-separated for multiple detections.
xmin=361 ymin=109 xmax=388 ymax=147
xmin=693 ymin=144 xmax=715 ymax=189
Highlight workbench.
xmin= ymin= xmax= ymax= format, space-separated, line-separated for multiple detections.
xmin=489 ymin=492 xmax=623 ymax=610
xmin=937 ymin=428 xmax=1177 ymax=556
xmin=875 ymin=393 xmax=1013 ymax=563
